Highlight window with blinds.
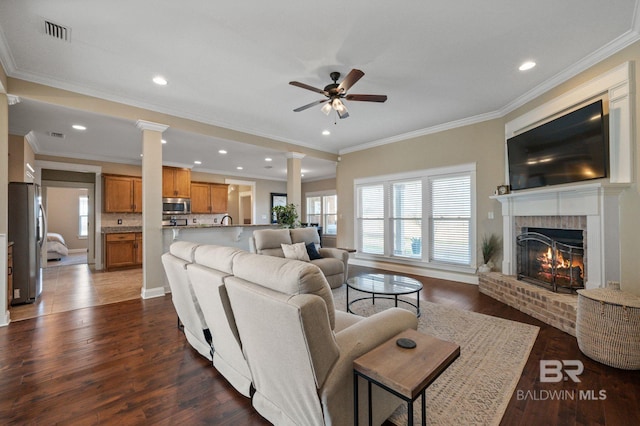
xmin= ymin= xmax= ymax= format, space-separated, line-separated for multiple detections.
xmin=392 ymin=180 xmax=422 ymax=258
xmin=357 ymin=184 xmax=385 ymax=254
xmin=429 ymin=174 xmax=471 ymax=265
xmin=355 ymin=164 xmax=475 ymax=270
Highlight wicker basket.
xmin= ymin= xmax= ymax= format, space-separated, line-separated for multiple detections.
xmin=576 ymin=288 xmax=640 ymax=370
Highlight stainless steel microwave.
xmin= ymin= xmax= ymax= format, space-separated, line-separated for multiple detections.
xmin=162 ymin=198 xmax=191 ymax=215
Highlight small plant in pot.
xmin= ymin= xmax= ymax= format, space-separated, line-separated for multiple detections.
xmin=479 ymin=234 xmax=501 ymax=273
xmin=272 ymin=203 xmax=299 ymax=228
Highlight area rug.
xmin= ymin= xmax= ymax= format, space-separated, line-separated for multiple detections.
xmin=332 ymin=286 xmax=539 ymax=426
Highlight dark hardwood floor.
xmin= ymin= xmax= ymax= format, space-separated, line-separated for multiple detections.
xmin=1 ymin=264 xmax=638 ymax=425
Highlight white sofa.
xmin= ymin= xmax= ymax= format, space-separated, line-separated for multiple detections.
xmin=250 ymin=227 xmax=349 ymax=289
xmin=164 ymin=241 xmax=418 ymax=425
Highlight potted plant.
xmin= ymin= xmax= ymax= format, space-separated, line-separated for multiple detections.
xmin=479 ymin=234 xmax=501 ymax=273
xmin=272 ymin=203 xmax=299 ymax=228
xmin=410 ymin=236 xmax=422 ymax=255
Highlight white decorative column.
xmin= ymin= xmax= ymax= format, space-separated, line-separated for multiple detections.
xmin=286 ymin=152 xmax=305 ymax=218
xmin=136 ymin=120 xmax=168 ymax=299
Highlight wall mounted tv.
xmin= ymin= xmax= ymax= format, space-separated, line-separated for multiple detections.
xmin=507 ymin=99 xmax=608 ymax=191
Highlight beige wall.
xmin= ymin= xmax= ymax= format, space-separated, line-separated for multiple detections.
xmin=337 ymin=118 xmax=504 ymax=263
xmin=46 ymin=187 xmax=89 ymax=251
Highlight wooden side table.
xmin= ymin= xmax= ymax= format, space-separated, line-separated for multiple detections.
xmin=353 ymin=329 xmax=460 ymax=426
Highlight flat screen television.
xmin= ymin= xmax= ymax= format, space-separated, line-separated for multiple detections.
xmin=507 ymin=99 xmax=608 ymax=191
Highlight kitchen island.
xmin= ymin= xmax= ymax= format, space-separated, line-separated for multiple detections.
xmin=161 ymin=223 xmax=279 ymax=253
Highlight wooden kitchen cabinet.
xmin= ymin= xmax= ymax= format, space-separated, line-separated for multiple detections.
xmin=103 ymin=174 xmax=142 ymax=213
xmin=105 ymin=232 xmax=142 ymax=270
xmin=162 ymin=167 xmax=191 ymax=198
xmin=190 ymin=182 xmax=228 ymax=213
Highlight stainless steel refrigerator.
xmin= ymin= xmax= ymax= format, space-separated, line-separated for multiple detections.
xmin=8 ymin=182 xmax=46 ymax=304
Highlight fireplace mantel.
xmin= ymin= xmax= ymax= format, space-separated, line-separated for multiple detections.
xmin=492 ymin=182 xmax=628 ymax=289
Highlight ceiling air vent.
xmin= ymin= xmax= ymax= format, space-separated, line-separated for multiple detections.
xmin=49 ymin=131 xmax=65 ymax=139
xmin=43 ymin=20 xmax=71 ymax=42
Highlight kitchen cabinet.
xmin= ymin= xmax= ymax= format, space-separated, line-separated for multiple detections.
xmin=103 ymin=175 xmax=142 ymax=213
xmin=190 ymin=182 xmax=229 ymax=213
xmin=162 ymin=167 xmax=191 ymax=198
xmin=105 ymin=232 xmax=142 ymax=270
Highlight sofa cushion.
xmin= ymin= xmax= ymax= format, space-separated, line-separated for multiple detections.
xmin=169 ymin=240 xmax=199 ymax=262
xmin=306 ymin=242 xmax=322 ymax=260
xmin=290 ymin=227 xmax=321 ymax=246
xmin=282 ymin=242 xmax=310 ymax=261
xmin=231 ymin=252 xmax=336 ymax=329
xmin=253 ymin=229 xmax=292 ymax=258
xmin=193 ymin=244 xmax=243 ymax=274
xmin=310 ymin=257 xmax=344 ymax=277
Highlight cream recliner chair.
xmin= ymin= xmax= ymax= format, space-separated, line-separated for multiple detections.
xmin=186 ymin=244 xmax=253 ymax=397
xmin=160 ymin=241 xmax=212 ymax=360
xmin=250 ymin=227 xmax=349 ymax=289
xmin=225 ymin=251 xmax=418 ymax=425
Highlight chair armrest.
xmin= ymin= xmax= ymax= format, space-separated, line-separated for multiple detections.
xmin=321 ymin=308 xmax=417 ymax=394
xmin=318 ymin=248 xmax=350 ymax=277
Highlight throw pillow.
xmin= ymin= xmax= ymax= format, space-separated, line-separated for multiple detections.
xmin=281 ymin=242 xmax=310 ymax=261
xmin=306 ymin=242 xmax=323 ymax=260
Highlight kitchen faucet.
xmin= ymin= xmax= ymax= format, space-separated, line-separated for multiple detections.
xmin=221 ymin=214 xmax=233 ymax=225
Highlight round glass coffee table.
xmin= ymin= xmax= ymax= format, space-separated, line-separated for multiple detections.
xmin=346 ymin=273 xmax=423 ymax=317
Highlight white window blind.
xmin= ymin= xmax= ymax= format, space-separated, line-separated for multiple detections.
xmin=392 ymin=180 xmax=422 ymax=258
xmin=429 ymin=175 xmax=471 ymax=265
xmin=358 ymin=184 xmax=384 ymax=254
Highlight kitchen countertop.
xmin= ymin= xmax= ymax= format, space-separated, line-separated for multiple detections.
xmin=102 ymin=224 xmax=277 ymax=233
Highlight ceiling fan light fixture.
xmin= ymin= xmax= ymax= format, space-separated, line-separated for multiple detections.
xmin=321 ymin=103 xmax=332 ymax=115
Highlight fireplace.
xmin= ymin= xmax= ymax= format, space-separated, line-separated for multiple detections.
xmin=516 ymin=227 xmax=585 ymax=292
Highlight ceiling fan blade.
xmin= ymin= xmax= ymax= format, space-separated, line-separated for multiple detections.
xmin=337 ymin=69 xmax=364 ymax=93
xmin=289 ymin=81 xmax=328 ymax=96
xmin=345 ymin=94 xmax=388 ymax=103
xmin=293 ymin=99 xmax=328 ymax=112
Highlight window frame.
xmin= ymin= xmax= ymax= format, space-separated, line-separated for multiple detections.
xmin=304 ymin=190 xmax=338 ymax=236
xmin=78 ymin=194 xmax=89 ymax=239
xmin=354 ymin=163 xmax=477 ymax=274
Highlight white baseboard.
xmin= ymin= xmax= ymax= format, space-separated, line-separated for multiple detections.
xmin=349 ymin=258 xmax=479 ymax=285
xmin=140 ymin=286 xmax=166 ymax=299
xmin=0 ymin=310 xmax=9 ymax=327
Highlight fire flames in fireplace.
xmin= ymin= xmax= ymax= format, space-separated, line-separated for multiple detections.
xmin=516 ymin=228 xmax=585 ymax=292
xmin=535 ymin=246 xmax=584 ymax=287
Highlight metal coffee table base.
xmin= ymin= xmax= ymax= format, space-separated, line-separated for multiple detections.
xmin=347 ymin=288 xmax=421 ymax=317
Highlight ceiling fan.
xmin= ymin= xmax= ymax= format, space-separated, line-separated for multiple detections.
xmin=289 ymin=69 xmax=387 ymax=119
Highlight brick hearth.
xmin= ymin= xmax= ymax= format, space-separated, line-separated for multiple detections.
xmin=478 ymin=272 xmax=577 ymax=336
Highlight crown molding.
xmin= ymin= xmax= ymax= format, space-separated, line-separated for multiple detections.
xmin=339 ymin=110 xmax=502 ymax=155
xmin=135 ymin=119 xmax=169 ymax=133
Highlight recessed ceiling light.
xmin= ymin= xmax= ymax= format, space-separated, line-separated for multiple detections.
xmin=265 ymin=157 xmax=272 ymax=162
xmin=218 ymin=149 xmax=227 ymax=154
xmin=72 ymin=124 xmax=86 ymax=131
xmin=236 ymin=166 xmax=243 ymax=170
xmin=161 ymin=139 xmax=167 ymax=144
xmin=322 ymin=130 xmax=331 ymax=136
xmin=153 ymin=75 xmax=168 ymax=86
xmin=194 ymin=160 xmax=202 ymax=165
xmin=519 ymin=61 xmax=536 ymax=71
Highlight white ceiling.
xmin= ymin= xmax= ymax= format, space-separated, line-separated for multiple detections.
xmin=1 ymin=0 xmax=639 ymax=181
